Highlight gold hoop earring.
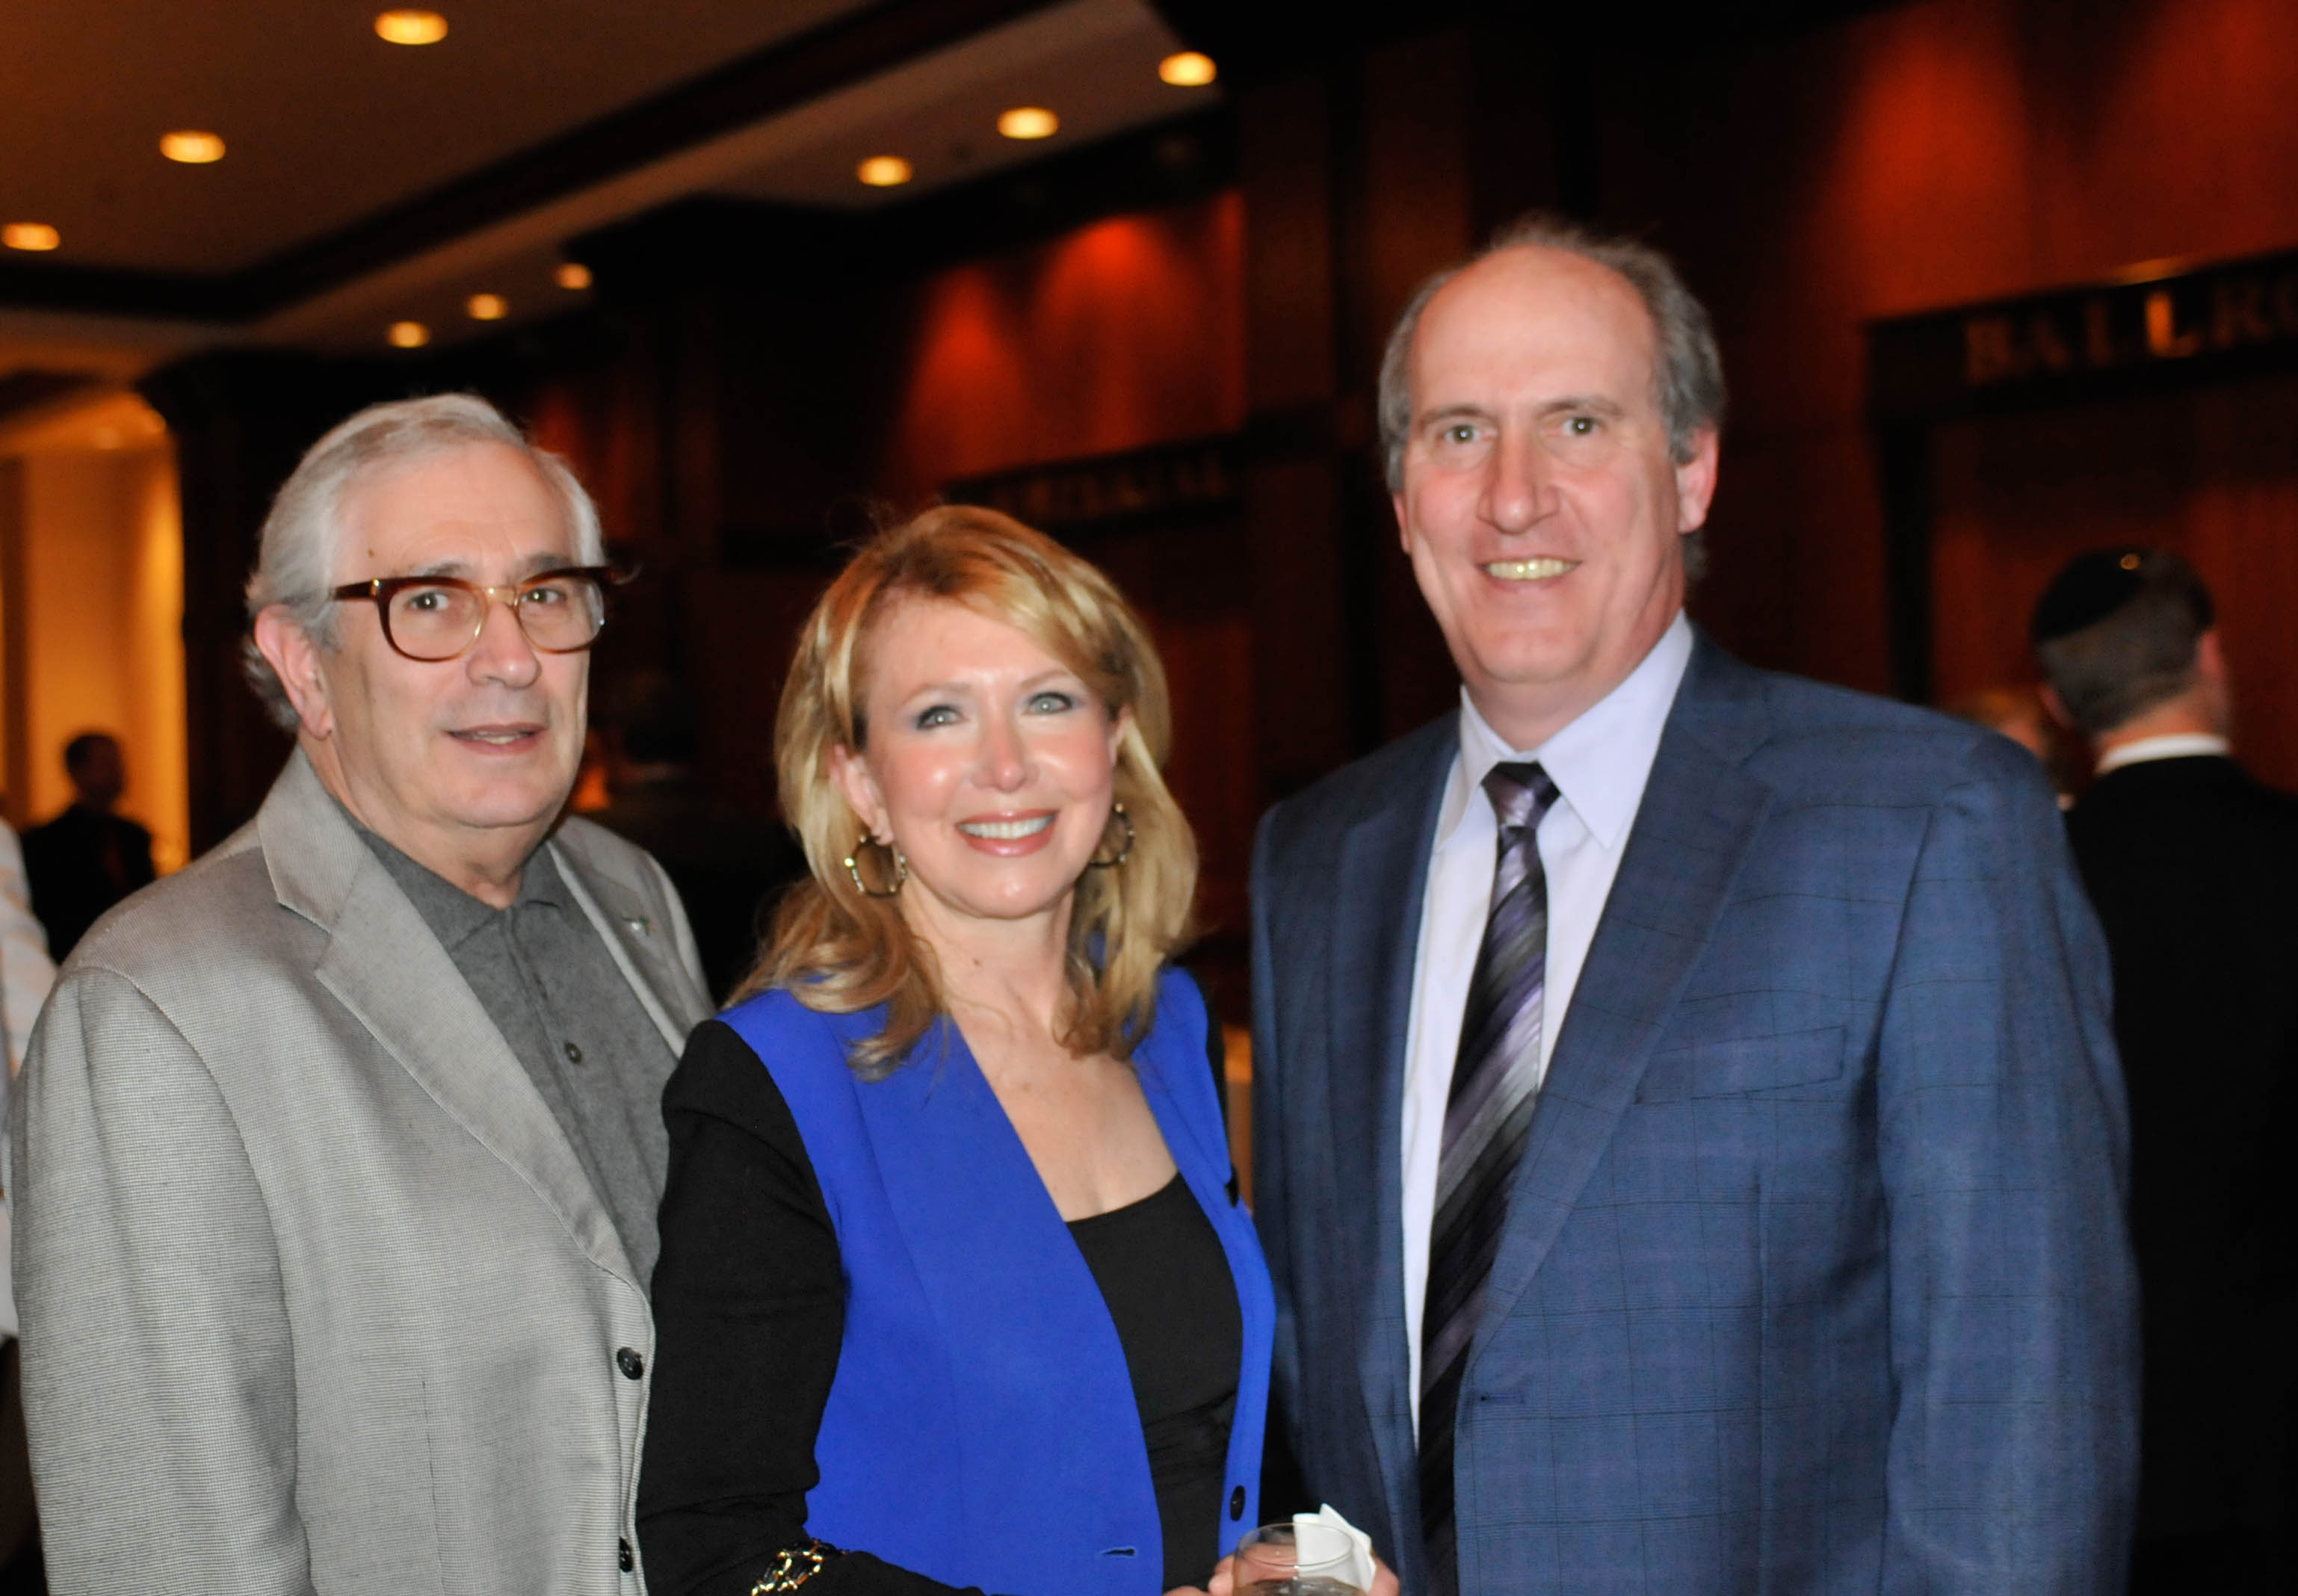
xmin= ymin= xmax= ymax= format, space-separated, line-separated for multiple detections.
xmin=843 ymin=835 xmax=906 ymax=898
xmin=1087 ymin=802 xmax=1134 ymax=869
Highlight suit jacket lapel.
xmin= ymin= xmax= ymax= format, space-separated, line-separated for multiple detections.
xmin=256 ymin=752 xmax=637 ymax=1287
xmin=1471 ymin=637 xmax=1773 ymax=1346
xmin=549 ymin=834 xmax=711 ymax=1050
xmin=1328 ymin=721 xmax=1454 ymax=1510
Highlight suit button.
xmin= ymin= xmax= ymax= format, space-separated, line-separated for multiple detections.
xmin=1229 ymin=1485 xmax=1246 ymax=1521
xmin=564 ymin=1041 xmax=584 ymax=1063
xmin=615 ymin=1347 xmax=645 ymax=1379
xmin=618 ymin=1538 xmax=634 ymax=1572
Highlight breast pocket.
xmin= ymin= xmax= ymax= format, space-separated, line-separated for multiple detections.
xmin=1635 ymin=1025 xmax=1846 ymax=1103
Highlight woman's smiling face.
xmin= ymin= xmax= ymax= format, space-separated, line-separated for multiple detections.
xmin=831 ymin=596 xmax=1125 ymax=932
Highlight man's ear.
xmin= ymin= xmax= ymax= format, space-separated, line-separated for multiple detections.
xmin=1393 ymin=491 xmax=1412 ymax=554
xmin=2195 ymin=628 xmax=2228 ymax=687
xmin=826 ymin=743 xmax=887 ymax=843
xmin=1675 ymin=428 xmax=1721 ymax=533
xmin=253 ymin=606 xmax=336 ymax=740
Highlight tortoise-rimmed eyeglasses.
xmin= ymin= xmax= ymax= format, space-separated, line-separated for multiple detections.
xmin=327 ymin=566 xmax=621 ymax=662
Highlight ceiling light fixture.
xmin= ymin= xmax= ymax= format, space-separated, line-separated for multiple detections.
xmin=1158 ymin=52 xmax=1217 ymax=87
xmin=389 ymin=321 xmax=430 ymax=348
xmin=997 ymin=107 xmax=1059 ymax=140
xmin=555 ymin=262 xmax=593 ymax=291
xmin=2 ymin=223 xmax=60 ymax=252
xmin=374 ymin=9 xmax=448 ymax=45
xmin=466 ymin=293 xmax=508 ymax=321
xmin=857 ymin=155 xmax=913 ymax=188
xmin=159 ymin=130 xmax=226 ymax=164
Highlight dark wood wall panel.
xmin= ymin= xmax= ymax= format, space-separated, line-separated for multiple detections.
xmin=1599 ymin=0 xmax=2298 ymax=701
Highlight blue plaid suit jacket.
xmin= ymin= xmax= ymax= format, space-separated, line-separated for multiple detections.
xmin=1250 ymin=634 xmax=2140 ymax=1595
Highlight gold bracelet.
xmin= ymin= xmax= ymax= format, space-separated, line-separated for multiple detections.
xmin=752 ymin=1539 xmax=840 ymax=1594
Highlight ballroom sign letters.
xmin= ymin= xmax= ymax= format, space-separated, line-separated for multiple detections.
xmin=1868 ymin=245 xmax=2298 ymax=420
xmin=945 ymin=434 xmax=1240 ymax=537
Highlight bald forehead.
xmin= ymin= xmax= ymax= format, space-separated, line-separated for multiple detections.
xmin=1412 ymin=244 xmax=1660 ymax=393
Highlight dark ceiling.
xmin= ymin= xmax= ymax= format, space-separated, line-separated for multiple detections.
xmin=0 ymin=0 xmax=1913 ymax=416
xmin=0 ymin=0 xmax=1210 ymax=380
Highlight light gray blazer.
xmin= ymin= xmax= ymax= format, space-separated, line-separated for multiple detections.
xmin=11 ymin=749 xmax=714 ymax=1596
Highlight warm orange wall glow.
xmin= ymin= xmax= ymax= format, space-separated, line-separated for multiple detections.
xmin=883 ymin=191 xmax=1246 ymax=504
xmin=1613 ymin=0 xmax=2298 ymax=695
xmin=9 ymin=442 xmax=190 ymax=870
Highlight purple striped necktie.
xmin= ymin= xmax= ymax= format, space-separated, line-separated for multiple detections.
xmin=1420 ymin=759 xmax=1560 ymax=1595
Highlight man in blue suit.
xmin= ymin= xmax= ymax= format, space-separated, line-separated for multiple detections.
xmin=1248 ymin=215 xmax=2138 ymax=1595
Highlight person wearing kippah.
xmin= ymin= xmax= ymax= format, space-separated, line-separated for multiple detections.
xmin=2033 ymin=548 xmax=2298 ymax=1596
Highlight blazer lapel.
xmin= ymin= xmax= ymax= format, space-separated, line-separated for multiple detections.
xmin=549 ymin=834 xmax=711 ymax=1049
xmin=1471 ymin=637 xmax=1773 ymax=1346
xmin=1327 ymin=723 xmax=1454 ymax=1513
xmin=256 ymin=752 xmax=637 ymax=1287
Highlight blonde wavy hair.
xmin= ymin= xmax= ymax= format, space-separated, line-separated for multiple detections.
xmin=742 ymin=504 xmax=1198 ymax=1077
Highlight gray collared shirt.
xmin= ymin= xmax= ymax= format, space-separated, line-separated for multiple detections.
xmin=359 ymin=825 xmax=675 ymax=1281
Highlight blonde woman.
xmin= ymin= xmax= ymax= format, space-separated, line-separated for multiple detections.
xmin=638 ymin=508 xmax=1271 ymax=1596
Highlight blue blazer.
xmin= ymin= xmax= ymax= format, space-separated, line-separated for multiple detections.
xmin=1250 ymin=634 xmax=2140 ymax=1595
xmin=720 ymin=968 xmax=1272 ymax=1596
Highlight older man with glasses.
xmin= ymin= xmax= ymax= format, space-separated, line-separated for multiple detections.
xmin=11 ymin=394 xmax=712 ymax=1596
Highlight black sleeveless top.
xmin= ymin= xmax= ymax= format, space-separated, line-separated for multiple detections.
xmin=1069 ymin=1173 xmax=1244 ymax=1589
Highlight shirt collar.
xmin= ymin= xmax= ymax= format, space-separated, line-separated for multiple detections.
xmin=1438 ymin=610 xmax=1695 ymax=853
xmin=2095 ymin=732 xmax=2231 ymax=776
xmin=346 ymin=802 xmax=564 ymax=950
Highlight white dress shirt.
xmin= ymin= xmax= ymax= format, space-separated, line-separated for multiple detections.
xmin=2093 ymin=732 xmax=2230 ymax=776
xmin=1400 ymin=612 xmax=1693 ymax=1415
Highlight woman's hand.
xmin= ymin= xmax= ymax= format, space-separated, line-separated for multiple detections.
xmin=1196 ymin=1552 xmax=1400 ymax=1596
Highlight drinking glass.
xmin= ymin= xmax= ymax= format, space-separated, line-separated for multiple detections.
xmin=1231 ymin=1521 xmax=1365 ymax=1596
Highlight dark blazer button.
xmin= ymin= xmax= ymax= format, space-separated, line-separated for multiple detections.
xmin=618 ymin=1537 xmax=634 ymax=1572
xmin=615 ymin=1347 xmax=645 ymax=1379
xmin=1229 ymin=1485 xmax=1246 ymax=1520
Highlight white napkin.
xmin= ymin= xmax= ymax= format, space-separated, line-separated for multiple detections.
xmin=1292 ymin=1503 xmax=1377 ymax=1593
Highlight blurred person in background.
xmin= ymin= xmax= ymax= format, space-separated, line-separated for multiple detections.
xmin=22 ymin=734 xmax=155 ymax=960
xmin=12 ymin=394 xmax=711 ymax=1596
xmin=0 ymin=814 xmax=55 ymax=1580
xmin=2034 ymin=547 xmax=2298 ymax=1596
xmin=639 ymin=508 xmax=1376 ymax=1596
xmin=591 ymin=670 xmax=803 ymax=1002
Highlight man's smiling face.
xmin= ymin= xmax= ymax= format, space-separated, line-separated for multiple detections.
xmin=1394 ymin=244 xmax=1717 ymax=748
xmin=310 ymin=441 xmax=590 ymax=859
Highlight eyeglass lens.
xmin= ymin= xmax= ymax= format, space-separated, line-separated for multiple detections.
xmin=385 ymin=575 xmax=604 ymax=661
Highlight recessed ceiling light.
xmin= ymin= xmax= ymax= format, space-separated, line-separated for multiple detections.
xmin=555 ymin=262 xmax=593 ymax=291
xmin=997 ymin=107 xmax=1059 ymax=140
xmin=159 ymin=130 xmax=226 ymax=164
xmin=466 ymin=293 xmax=508 ymax=321
xmin=2 ymin=223 xmax=60 ymax=252
xmin=857 ymin=155 xmax=913 ymax=188
xmin=1158 ymin=52 xmax=1217 ymax=87
xmin=388 ymin=321 xmax=430 ymax=348
xmin=374 ymin=9 xmax=448 ymax=46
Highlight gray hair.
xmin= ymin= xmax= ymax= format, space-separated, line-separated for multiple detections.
xmin=1376 ymin=214 xmax=1728 ymax=575
xmin=242 ymin=393 xmax=607 ymax=731
xmin=2034 ymin=551 xmax=2214 ymax=736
